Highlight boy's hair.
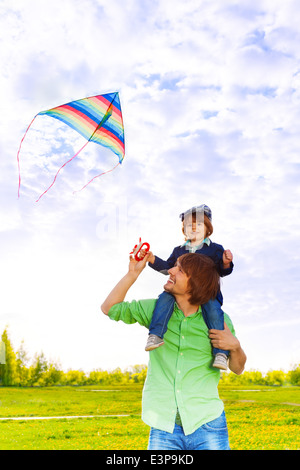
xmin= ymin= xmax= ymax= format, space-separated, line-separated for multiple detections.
xmin=182 ymin=213 xmax=213 ymax=239
xmin=178 ymin=253 xmax=220 ymax=305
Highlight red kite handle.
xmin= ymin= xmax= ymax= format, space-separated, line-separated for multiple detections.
xmin=130 ymin=239 xmax=150 ymax=261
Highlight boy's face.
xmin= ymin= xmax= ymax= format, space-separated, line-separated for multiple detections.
xmin=183 ymin=213 xmax=206 ymax=243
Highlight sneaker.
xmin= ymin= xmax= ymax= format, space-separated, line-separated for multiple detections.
xmin=213 ymin=353 xmax=228 ymax=370
xmin=145 ymin=334 xmax=164 ymax=351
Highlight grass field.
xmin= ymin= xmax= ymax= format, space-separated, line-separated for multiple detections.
xmin=0 ymin=384 xmax=299 ymax=450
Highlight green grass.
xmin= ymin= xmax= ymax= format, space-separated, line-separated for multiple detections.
xmin=219 ymin=386 xmax=300 ymax=450
xmin=0 ymin=385 xmax=142 ymax=418
xmin=0 ymin=385 xmax=299 ymax=450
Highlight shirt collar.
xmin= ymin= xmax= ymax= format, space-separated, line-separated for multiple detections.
xmin=174 ymin=302 xmax=202 ymax=317
xmin=180 ymin=237 xmax=211 ymax=250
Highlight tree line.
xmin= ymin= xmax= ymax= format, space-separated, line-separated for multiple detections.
xmin=0 ymin=329 xmax=147 ymax=387
xmin=1 ymin=328 xmax=299 ymax=387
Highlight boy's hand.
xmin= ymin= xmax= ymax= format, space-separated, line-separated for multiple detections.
xmin=139 ymin=249 xmax=155 ymax=264
xmin=146 ymin=250 xmax=155 ymax=264
xmin=222 ymin=249 xmax=233 ymax=268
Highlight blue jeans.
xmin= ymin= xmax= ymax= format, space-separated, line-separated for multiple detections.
xmin=149 ymin=291 xmax=229 ymax=357
xmin=148 ymin=411 xmax=230 ymax=450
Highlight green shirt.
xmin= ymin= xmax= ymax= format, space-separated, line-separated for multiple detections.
xmin=108 ymin=299 xmax=235 ymax=436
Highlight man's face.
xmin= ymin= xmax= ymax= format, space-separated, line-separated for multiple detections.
xmin=164 ymin=261 xmax=189 ymax=296
xmin=184 ymin=213 xmax=206 ymax=243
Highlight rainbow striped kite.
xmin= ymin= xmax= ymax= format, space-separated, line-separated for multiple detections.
xmin=17 ymin=92 xmax=125 ymax=201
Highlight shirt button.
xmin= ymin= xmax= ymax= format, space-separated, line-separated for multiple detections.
xmin=182 ymin=335 xmax=184 ymax=339
xmin=178 ymin=370 xmax=181 ymax=374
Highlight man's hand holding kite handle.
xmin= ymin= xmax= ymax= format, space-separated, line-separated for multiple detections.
xmin=101 ymin=253 xmax=151 ymax=315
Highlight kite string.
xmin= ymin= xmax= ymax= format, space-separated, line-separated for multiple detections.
xmin=17 ymin=114 xmax=38 ymax=198
xmin=35 ymin=139 xmax=90 ymax=203
xmin=36 ymin=98 xmax=117 ymax=202
xmin=72 ymin=161 xmax=121 ymax=195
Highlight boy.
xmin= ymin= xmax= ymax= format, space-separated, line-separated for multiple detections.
xmin=145 ymin=204 xmax=233 ymax=370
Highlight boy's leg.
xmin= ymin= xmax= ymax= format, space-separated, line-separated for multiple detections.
xmin=145 ymin=292 xmax=175 ymax=351
xmin=149 ymin=291 xmax=175 ymax=337
xmin=201 ymin=298 xmax=229 ymax=369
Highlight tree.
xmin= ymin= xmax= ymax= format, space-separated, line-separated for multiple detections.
xmin=0 ymin=329 xmax=18 ymax=385
xmin=0 ymin=341 xmax=5 ymax=365
xmin=129 ymin=364 xmax=147 ymax=383
xmin=88 ymin=369 xmax=109 ymax=384
xmin=264 ymin=370 xmax=285 ymax=386
xmin=63 ymin=369 xmax=87 ymax=386
xmin=40 ymin=362 xmax=64 ymax=386
xmin=29 ymin=352 xmax=48 ymax=386
xmin=16 ymin=341 xmax=31 ymax=386
xmin=287 ymin=364 xmax=300 ymax=386
xmin=110 ymin=367 xmax=125 ymax=383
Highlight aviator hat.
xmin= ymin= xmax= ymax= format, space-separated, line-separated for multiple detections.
xmin=179 ymin=204 xmax=212 ymax=222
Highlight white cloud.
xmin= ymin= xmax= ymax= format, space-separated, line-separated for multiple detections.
xmin=0 ymin=0 xmax=299 ymax=373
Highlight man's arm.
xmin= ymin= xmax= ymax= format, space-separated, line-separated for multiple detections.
xmin=209 ymin=323 xmax=247 ymax=375
xmin=101 ymin=253 xmax=150 ymax=315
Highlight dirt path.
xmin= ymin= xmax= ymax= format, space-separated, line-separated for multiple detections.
xmin=1 ymin=401 xmax=299 ymax=421
xmin=0 ymin=414 xmax=130 ymax=421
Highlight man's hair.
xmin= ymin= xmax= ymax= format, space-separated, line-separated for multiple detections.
xmin=182 ymin=214 xmax=213 ymax=239
xmin=178 ymin=253 xmax=220 ymax=305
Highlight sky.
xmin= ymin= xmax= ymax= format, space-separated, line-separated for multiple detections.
xmin=0 ymin=0 xmax=299 ymax=374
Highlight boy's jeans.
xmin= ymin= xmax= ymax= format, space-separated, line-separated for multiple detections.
xmin=149 ymin=291 xmax=229 ymax=357
xmin=148 ymin=411 xmax=230 ymax=450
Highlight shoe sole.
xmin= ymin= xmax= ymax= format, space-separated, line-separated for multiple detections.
xmin=145 ymin=341 xmax=164 ymax=351
xmin=213 ymin=363 xmax=227 ymax=370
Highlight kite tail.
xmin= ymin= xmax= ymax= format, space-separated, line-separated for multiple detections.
xmin=17 ymin=115 xmax=38 ymax=198
xmin=36 ymin=97 xmax=117 ymax=202
xmin=35 ymin=139 xmax=90 ymax=203
xmin=73 ymin=161 xmax=121 ymax=195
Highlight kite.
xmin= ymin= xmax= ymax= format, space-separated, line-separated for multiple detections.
xmin=17 ymin=92 xmax=125 ymax=201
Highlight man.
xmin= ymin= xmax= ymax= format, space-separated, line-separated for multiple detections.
xmin=101 ymin=252 xmax=246 ymax=450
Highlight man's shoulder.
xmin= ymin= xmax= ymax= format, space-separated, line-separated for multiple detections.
xmin=108 ymin=298 xmax=157 ymax=328
xmin=136 ymin=298 xmax=158 ymax=310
